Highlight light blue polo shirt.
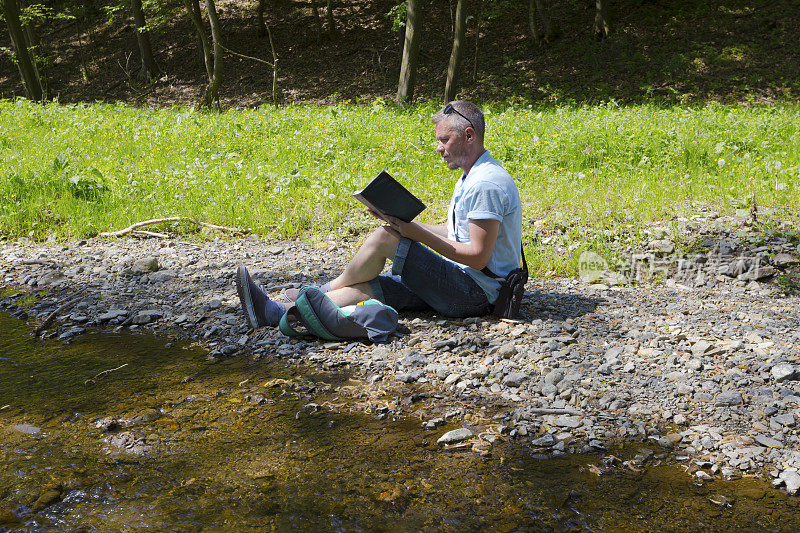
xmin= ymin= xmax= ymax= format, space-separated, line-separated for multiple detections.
xmin=446 ymin=150 xmax=522 ymax=303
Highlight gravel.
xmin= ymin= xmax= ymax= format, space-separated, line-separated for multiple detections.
xmin=1 ymin=209 xmax=800 ymax=495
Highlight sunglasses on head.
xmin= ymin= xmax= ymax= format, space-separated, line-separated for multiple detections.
xmin=443 ymin=103 xmax=476 ymax=132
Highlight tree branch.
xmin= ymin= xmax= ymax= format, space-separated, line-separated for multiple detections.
xmin=100 ymin=217 xmax=250 ymax=237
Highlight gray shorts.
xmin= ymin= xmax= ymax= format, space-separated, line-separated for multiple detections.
xmin=368 ymin=238 xmax=492 ymax=318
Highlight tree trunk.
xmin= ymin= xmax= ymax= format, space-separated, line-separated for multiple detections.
xmin=199 ymin=0 xmax=223 ymax=109
xmin=527 ymin=0 xmax=541 ymax=45
xmin=256 ymin=0 xmax=267 ymax=36
xmin=594 ymin=0 xmax=611 ymax=40
xmin=443 ymin=0 xmax=466 ymax=103
xmin=183 ymin=0 xmax=213 ymax=81
xmin=309 ymin=0 xmax=322 ymax=41
xmin=533 ymin=0 xmax=555 ymax=43
xmin=396 ymin=0 xmax=421 ymax=103
xmin=130 ymin=0 xmax=160 ymax=80
xmin=2 ymin=0 xmax=44 ymax=100
xmin=18 ymin=0 xmax=48 ymax=96
xmin=325 ymin=0 xmax=337 ymax=38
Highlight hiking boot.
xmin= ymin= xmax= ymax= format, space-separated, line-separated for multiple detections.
xmin=236 ymin=265 xmax=283 ymax=328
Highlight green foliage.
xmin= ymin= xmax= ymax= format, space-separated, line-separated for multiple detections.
xmin=0 ymin=100 xmax=798 ymax=274
xmin=387 ymin=1 xmax=407 ymax=32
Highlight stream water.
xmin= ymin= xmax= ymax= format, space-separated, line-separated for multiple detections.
xmin=1 ymin=311 xmax=798 ymax=532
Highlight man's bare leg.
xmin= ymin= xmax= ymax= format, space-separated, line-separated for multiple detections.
xmin=328 ymin=227 xmax=399 ymax=290
xmin=280 ymin=283 xmax=373 ymax=312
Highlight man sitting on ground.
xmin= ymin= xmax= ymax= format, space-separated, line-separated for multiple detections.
xmin=236 ymin=100 xmax=522 ymax=327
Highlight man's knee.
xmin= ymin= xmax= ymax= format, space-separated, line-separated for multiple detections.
xmin=367 ymin=226 xmax=400 ymax=257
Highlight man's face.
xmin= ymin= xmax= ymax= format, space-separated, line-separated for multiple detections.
xmin=435 ymin=121 xmax=468 ymax=171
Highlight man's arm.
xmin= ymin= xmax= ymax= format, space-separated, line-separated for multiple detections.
xmin=386 ymin=216 xmax=499 ymax=271
xmin=368 ymin=209 xmax=448 ymax=238
xmin=415 ymin=221 xmax=449 ymax=238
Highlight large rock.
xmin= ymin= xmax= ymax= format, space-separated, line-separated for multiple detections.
xmin=649 ymin=239 xmax=674 ymax=254
xmin=771 ymin=363 xmax=798 ymax=382
xmin=38 ymin=270 xmax=65 ymax=286
xmin=437 ymin=428 xmax=473 ymax=445
xmin=132 ymin=257 xmax=159 ymax=273
xmin=715 ymin=391 xmax=743 ymax=406
xmin=781 ymin=470 xmax=800 ymax=496
xmin=740 ymin=264 xmax=775 ymax=281
xmin=132 ymin=309 xmax=164 ymax=325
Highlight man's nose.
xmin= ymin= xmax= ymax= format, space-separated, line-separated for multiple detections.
xmin=436 ymin=143 xmax=445 ymax=153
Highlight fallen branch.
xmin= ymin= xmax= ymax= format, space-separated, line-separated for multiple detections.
xmin=100 ymin=217 xmax=250 ymax=237
xmin=218 ymin=43 xmax=274 ymax=68
xmin=33 ymin=294 xmax=83 ymax=337
xmin=131 ymin=230 xmax=171 ymax=239
xmin=85 ymin=363 xmax=129 ymax=385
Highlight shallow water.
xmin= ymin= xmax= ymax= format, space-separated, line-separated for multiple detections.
xmin=1 ymin=312 xmax=798 ymax=532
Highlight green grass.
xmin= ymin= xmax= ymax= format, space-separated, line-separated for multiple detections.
xmin=1 ymin=99 xmax=798 ymax=275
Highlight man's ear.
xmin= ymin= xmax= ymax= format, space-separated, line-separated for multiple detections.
xmin=464 ymin=127 xmax=475 ymax=143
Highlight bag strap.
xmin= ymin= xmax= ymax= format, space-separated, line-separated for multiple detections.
xmin=521 ymin=241 xmax=528 ymax=275
xmin=283 ymin=290 xmax=342 ymax=341
xmin=279 ymin=308 xmax=303 ymax=337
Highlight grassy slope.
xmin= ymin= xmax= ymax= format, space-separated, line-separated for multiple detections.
xmin=1 ymin=99 xmax=797 ymax=274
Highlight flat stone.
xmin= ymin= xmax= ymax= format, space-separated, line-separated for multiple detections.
xmin=98 ymin=309 xmax=128 ymax=322
xmin=771 ymin=413 xmax=796 ymax=427
xmin=11 ymin=423 xmax=41 ymax=435
xmin=502 ymin=372 xmax=527 ymax=388
xmin=715 ymin=391 xmax=743 ymax=406
xmin=692 ymin=340 xmax=714 ymax=357
xmin=551 ymin=415 xmax=581 ymax=428
xmin=754 ymin=434 xmax=783 ymax=448
xmin=530 ymin=433 xmax=557 ymax=447
xmin=443 ymin=373 xmax=461 ymax=386
xmin=437 ymin=428 xmax=473 ymax=445
xmin=148 ymin=270 xmax=176 ymax=282
xmin=395 ymin=370 xmax=423 ymax=383
xmin=773 ymin=253 xmax=799 ymax=266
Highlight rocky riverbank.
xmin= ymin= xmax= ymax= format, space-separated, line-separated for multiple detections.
xmin=2 ymin=211 xmax=800 ymax=496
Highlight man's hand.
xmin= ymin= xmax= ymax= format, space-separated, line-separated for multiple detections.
xmin=384 ymin=215 xmax=423 ymax=241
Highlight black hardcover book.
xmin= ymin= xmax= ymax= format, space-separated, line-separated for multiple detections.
xmin=352 ymin=170 xmax=426 ymax=223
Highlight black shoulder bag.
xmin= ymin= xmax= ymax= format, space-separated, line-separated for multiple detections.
xmin=489 ymin=244 xmax=528 ymax=319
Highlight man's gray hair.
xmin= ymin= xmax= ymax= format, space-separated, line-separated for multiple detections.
xmin=432 ymin=100 xmax=485 ymax=141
